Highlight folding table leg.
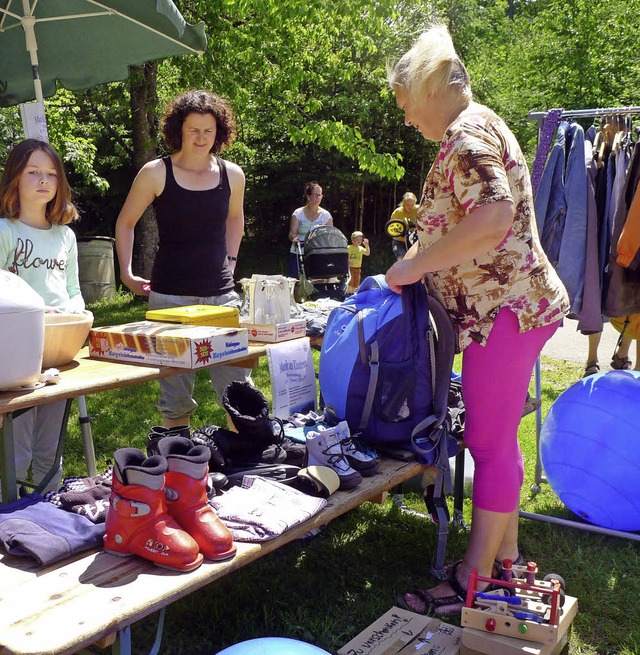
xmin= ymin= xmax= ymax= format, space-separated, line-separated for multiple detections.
xmin=32 ymin=398 xmax=73 ymax=494
xmin=115 ymin=625 xmax=131 ymax=655
xmin=531 ymin=358 xmax=546 ymax=493
xmin=0 ymin=413 xmax=18 ymax=504
xmin=451 ymin=448 xmax=467 ymax=526
xmin=77 ymin=395 xmax=97 ymax=477
xmin=111 ymin=608 xmax=166 ymax=655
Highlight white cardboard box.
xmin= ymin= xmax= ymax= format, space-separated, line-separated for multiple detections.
xmin=88 ymin=321 xmax=248 ymax=369
xmin=241 ymin=318 xmax=306 ymax=342
xmin=338 ymin=606 xmax=462 ymax=655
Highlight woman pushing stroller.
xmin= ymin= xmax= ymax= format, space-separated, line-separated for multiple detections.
xmin=288 ymin=180 xmax=333 ymax=278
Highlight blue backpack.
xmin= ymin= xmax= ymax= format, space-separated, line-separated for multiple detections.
xmin=318 ymin=275 xmax=458 ymax=466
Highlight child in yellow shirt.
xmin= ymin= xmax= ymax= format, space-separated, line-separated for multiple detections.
xmin=347 ymin=231 xmax=370 ymax=294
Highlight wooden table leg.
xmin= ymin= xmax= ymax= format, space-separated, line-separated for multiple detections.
xmin=0 ymin=413 xmax=18 ymax=504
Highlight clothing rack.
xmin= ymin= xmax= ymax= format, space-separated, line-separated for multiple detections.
xmin=528 ymin=105 xmax=640 ymax=490
xmin=529 ymin=105 xmax=640 ymax=122
xmin=525 ymin=105 xmax=640 ymax=543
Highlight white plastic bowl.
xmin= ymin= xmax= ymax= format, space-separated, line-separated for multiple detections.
xmin=42 ymin=311 xmax=94 ymax=368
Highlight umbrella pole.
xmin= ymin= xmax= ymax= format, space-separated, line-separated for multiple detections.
xmin=20 ymin=6 xmax=44 ymax=106
xmin=19 ymin=7 xmax=49 ymax=141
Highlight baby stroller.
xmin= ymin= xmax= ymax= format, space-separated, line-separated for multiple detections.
xmin=301 ymin=225 xmax=350 ymax=301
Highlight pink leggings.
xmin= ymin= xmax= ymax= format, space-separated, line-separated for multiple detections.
xmin=462 ymin=308 xmax=561 ymax=513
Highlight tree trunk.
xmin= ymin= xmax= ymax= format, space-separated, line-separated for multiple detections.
xmin=129 ymin=62 xmax=159 ymax=279
xmin=358 ymin=181 xmax=365 ymax=231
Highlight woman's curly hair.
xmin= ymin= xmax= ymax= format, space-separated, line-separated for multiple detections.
xmin=161 ymin=89 xmax=237 ymax=154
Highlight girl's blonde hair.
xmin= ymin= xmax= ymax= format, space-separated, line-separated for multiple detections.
xmin=0 ymin=139 xmax=78 ymax=225
xmin=387 ymin=24 xmax=471 ymax=102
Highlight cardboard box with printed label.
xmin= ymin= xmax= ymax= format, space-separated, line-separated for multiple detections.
xmin=88 ymin=321 xmax=248 ymax=369
xmin=337 ymin=606 xmax=462 ymax=655
xmin=241 ymin=319 xmax=306 ymax=343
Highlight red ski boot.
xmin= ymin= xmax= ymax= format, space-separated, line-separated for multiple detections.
xmin=104 ymin=448 xmax=203 ymax=572
xmin=156 ymin=437 xmax=236 ymax=562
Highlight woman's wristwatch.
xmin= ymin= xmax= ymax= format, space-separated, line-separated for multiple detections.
xmin=227 ymin=255 xmax=237 ymax=262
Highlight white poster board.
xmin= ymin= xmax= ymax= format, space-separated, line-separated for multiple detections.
xmin=267 ymin=337 xmax=317 ymax=418
xmin=19 ymin=102 xmax=49 ymax=142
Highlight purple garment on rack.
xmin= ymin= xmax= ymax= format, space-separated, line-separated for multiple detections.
xmin=531 ymin=108 xmax=564 ymax=198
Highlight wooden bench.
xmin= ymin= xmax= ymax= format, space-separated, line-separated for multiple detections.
xmin=0 ymin=457 xmax=426 ymax=655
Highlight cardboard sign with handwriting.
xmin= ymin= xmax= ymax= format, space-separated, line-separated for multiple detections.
xmin=338 ymin=606 xmax=461 ymax=655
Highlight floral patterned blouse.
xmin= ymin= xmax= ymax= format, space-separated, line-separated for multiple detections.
xmin=417 ymin=103 xmax=569 ymax=351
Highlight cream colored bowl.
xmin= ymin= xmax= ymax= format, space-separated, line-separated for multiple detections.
xmin=42 ymin=311 xmax=94 ymax=368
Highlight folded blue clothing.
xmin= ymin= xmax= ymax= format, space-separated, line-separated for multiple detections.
xmin=282 ymin=412 xmax=327 ymax=443
xmin=0 ymin=492 xmax=105 ymax=566
xmin=283 ymin=425 xmax=307 ymax=443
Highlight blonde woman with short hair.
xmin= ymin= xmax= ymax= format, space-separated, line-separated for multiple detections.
xmin=386 ymin=24 xmax=569 ymax=616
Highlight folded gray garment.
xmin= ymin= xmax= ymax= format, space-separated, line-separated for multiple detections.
xmin=0 ymin=493 xmax=105 ymax=566
xmin=210 ymin=475 xmax=326 ymax=542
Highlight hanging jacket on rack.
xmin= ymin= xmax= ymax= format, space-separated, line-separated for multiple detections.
xmin=579 ymin=137 xmax=604 ymax=333
xmin=615 ymin=178 xmax=640 ymax=269
xmin=535 ymin=121 xmax=588 ymax=318
xmin=604 ymin=142 xmax=640 ymax=317
xmin=610 ymin=147 xmax=631 ymax=227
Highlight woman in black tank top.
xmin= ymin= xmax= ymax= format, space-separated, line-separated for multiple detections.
xmin=114 ymin=89 xmax=252 ymax=430
xmin=152 ymin=155 xmax=233 ymax=296
xmin=115 ymin=89 xmax=245 ymax=299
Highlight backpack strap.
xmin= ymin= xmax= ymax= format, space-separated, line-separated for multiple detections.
xmin=410 ymin=288 xmax=458 ymax=508
xmin=427 ymin=290 xmax=457 ymax=424
xmin=418 ymin=291 xmax=458 ymax=572
xmin=358 ymin=339 xmax=379 ymax=432
xmin=409 ymin=288 xmax=456 ymax=444
xmin=355 ymin=274 xmax=391 ymax=431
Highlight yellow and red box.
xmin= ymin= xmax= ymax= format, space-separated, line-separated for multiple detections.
xmin=89 ymin=321 xmax=248 ymax=369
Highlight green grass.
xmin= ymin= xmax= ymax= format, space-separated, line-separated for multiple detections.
xmin=69 ymin=294 xmax=640 ymax=655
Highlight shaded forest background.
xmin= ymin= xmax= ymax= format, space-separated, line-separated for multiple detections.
xmin=1 ymin=0 xmax=639 ymax=280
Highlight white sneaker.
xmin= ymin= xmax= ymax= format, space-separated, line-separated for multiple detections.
xmin=327 ymin=421 xmax=380 ymax=476
xmin=305 ymin=429 xmax=362 ymax=489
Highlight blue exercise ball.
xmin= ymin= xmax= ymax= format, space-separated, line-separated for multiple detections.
xmin=540 ymin=370 xmax=640 ymax=531
xmin=215 ymin=637 xmax=331 ymax=655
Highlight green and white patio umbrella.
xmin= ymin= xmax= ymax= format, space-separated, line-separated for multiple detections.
xmin=0 ymin=0 xmax=207 ymax=124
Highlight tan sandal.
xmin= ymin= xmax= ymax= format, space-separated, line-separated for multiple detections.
xmin=611 ymin=353 xmax=633 ymax=370
xmin=396 ymin=561 xmax=467 ymax=615
xmin=583 ymin=362 xmax=600 ymax=377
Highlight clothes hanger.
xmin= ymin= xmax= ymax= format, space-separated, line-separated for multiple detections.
xmin=592 ymin=118 xmax=604 ymax=155
xmin=611 ymin=116 xmax=624 ymax=154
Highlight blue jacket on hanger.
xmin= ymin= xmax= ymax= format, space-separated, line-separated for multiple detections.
xmin=535 ymin=121 xmax=588 ymax=317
